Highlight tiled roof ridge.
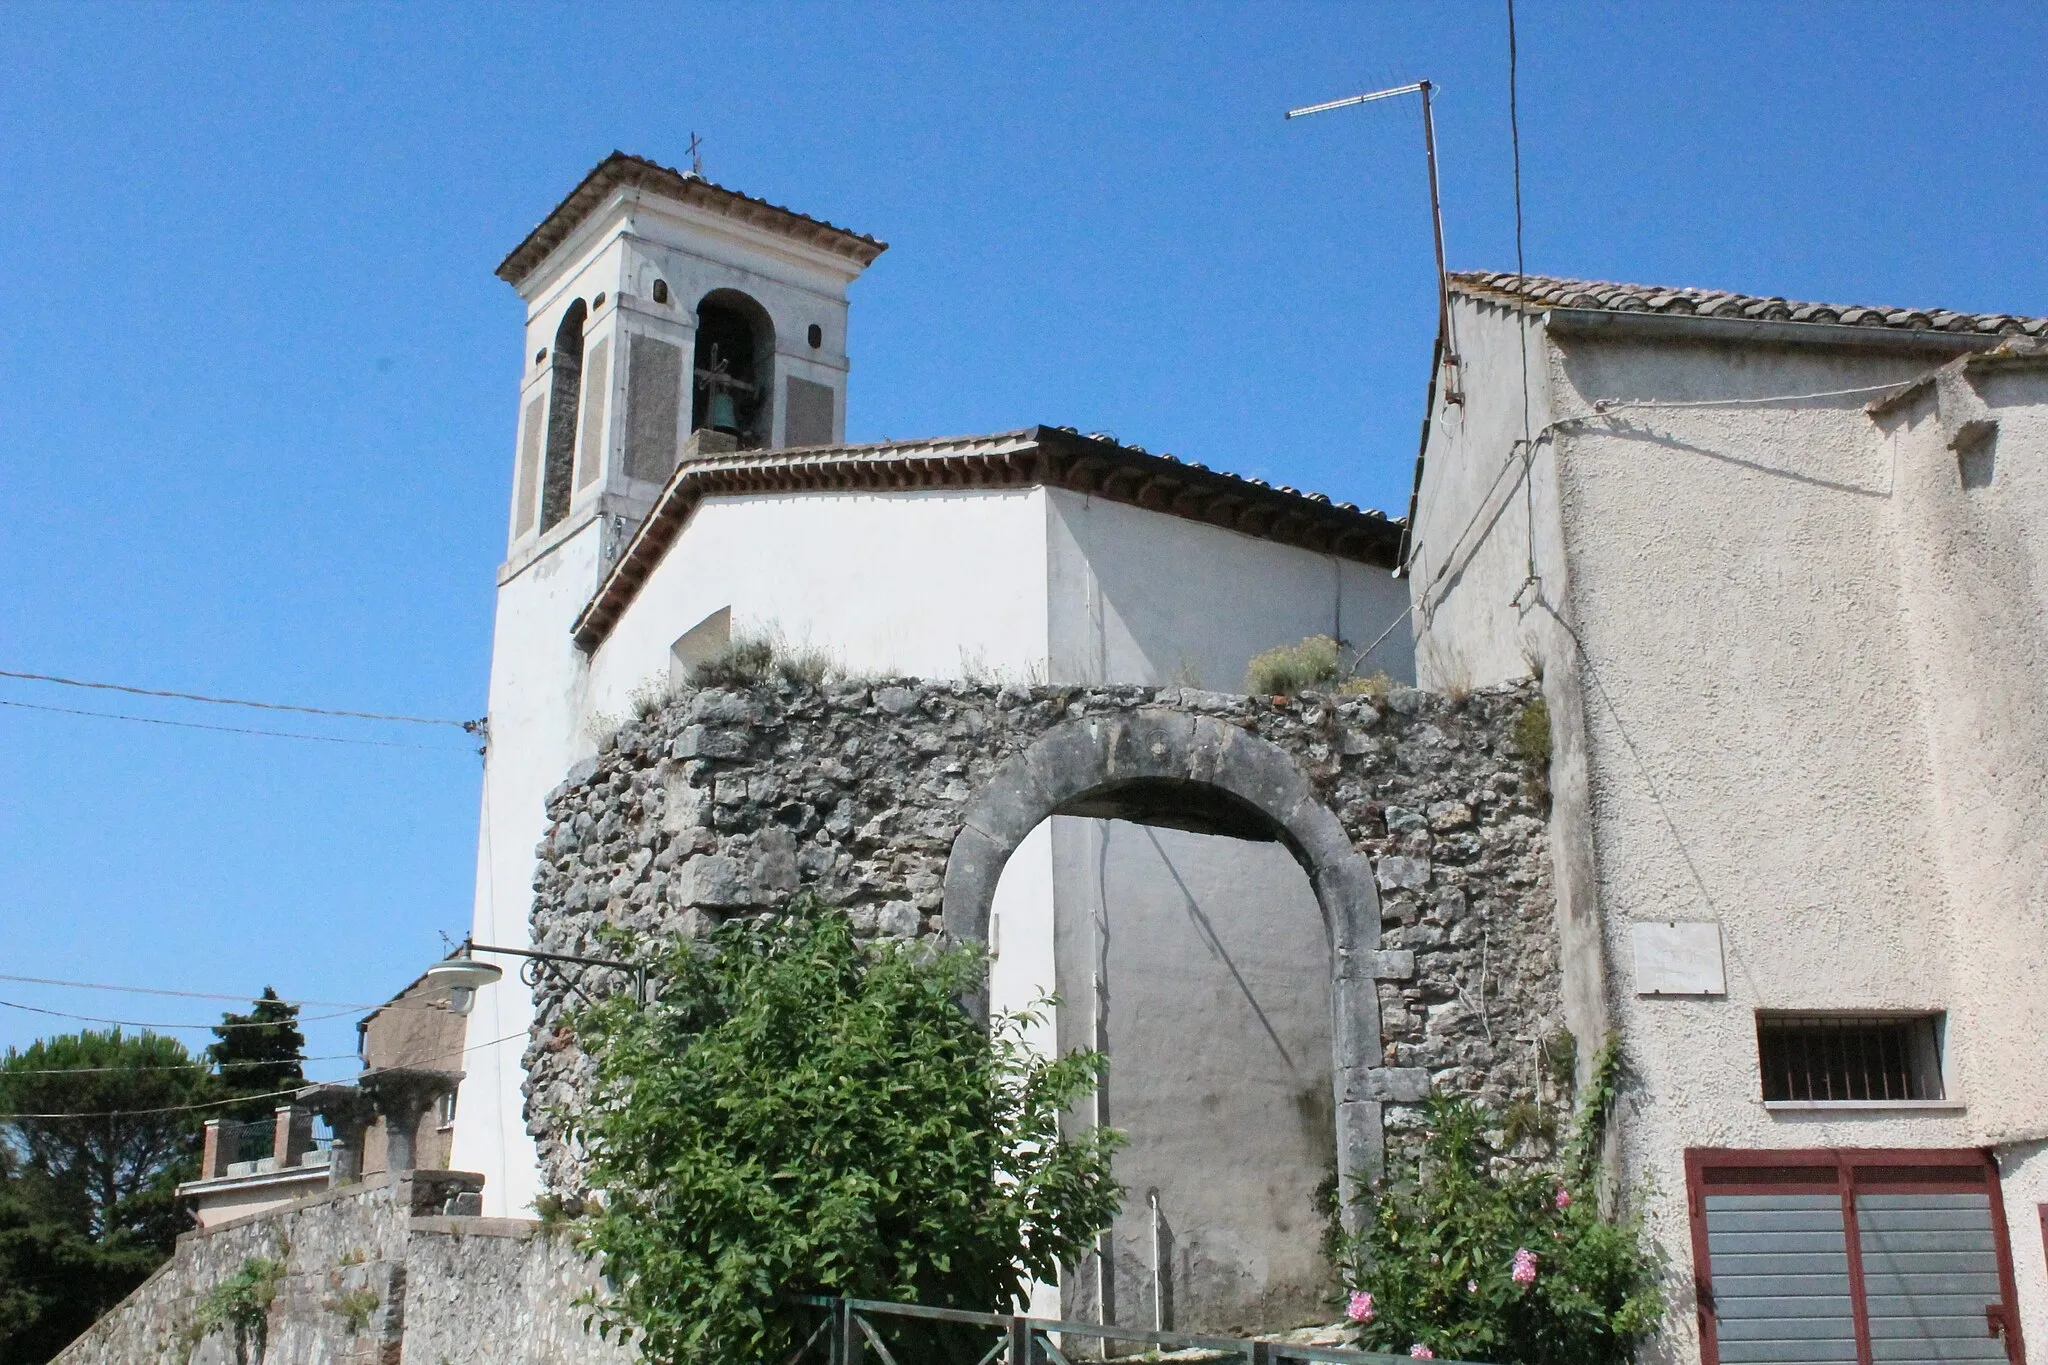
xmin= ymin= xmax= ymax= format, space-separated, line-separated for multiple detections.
xmin=498 ymin=151 xmax=888 ymax=287
xmin=569 ymin=426 xmax=1402 ymax=650
xmin=1451 ymin=270 xmax=2048 ymax=338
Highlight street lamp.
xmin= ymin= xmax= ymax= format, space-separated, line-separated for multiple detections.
xmin=426 ymin=939 xmax=647 ymax=1016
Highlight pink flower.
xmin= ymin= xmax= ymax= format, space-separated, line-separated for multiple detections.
xmin=1347 ymin=1290 xmax=1375 ymax=1324
xmin=1410 ymin=1346 xmax=1434 ymax=1359
xmin=1555 ymin=1187 xmax=1571 ymax=1210
xmin=1511 ymin=1247 xmax=1538 ymax=1285
xmin=1466 ymin=1280 xmax=1478 ymax=1294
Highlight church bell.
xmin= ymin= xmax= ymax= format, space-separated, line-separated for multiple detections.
xmin=708 ymin=389 xmax=741 ymax=435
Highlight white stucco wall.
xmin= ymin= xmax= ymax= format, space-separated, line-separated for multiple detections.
xmin=1416 ymin=301 xmax=2048 ymax=1361
xmin=587 ymin=487 xmax=1052 ymax=710
xmin=450 ymin=515 xmax=605 ymax=1217
xmin=1046 ymin=487 xmax=1411 ymax=690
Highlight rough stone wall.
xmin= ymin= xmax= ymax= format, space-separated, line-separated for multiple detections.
xmin=525 ymin=678 xmax=1566 ymax=1187
xmin=51 ymin=1173 xmax=630 ymax=1365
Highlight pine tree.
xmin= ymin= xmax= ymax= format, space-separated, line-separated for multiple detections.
xmin=205 ymin=988 xmax=306 ymax=1123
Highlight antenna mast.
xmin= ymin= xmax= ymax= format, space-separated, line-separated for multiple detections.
xmin=1286 ymin=81 xmax=1460 ymax=404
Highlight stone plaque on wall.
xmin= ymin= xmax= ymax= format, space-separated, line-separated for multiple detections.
xmin=1631 ymin=920 xmax=1726 ymax=996
xmin=624 ymin=334 xmax=682 ymax=483
xmin=785 ymin=376 xmax=835 ymax=447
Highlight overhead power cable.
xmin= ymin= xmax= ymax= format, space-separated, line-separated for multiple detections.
xmin=1 ymin=1085 xmax=306 ymax=1120
xmin=0 ymin=1052 xmax=361 ymax=1076
xmin=0 ymin=1027 xmax=535 ymax=1118
xmin=0 ymin=997 xmax=372 ymax=1031
xmin=0 ymin=972 xmax=378 ymax=1009
xmin=0 ymin=698 xmax=472 ymax=752
xmin=0 ymin=667 xmax=481 ymax=731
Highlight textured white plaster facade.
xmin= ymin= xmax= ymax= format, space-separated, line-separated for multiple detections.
xmin=1413 ymin=282 xmax=2048 ymax=1363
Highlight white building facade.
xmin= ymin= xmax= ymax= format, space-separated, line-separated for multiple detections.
xmin=1410 ymin=272 xmax=2048 ymax=1365
xmin=453 ymin=154 xmax=1413 ymax=1332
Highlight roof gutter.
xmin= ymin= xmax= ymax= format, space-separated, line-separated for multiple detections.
xmin=1540 ymin=306 xmax=2009 ymax=355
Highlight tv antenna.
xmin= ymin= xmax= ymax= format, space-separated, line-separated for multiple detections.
xmin=688 ymin=132 xmax=704 ymax=178
xmin=1286 ymin=81 xmax=1460 ymax=404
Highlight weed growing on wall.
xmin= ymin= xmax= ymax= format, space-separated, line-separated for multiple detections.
xmin=561 ymin=899 xmax=1125 ymax=1365
xmin=1338 ymin=1041 xmax=1659 ymax=1365
xmin=189 ymin=1254 xmax=286 ymax=1364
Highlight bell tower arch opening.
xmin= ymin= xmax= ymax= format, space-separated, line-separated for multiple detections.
xmin=540 ymin=299 xmax=588 ymax=532
xmin=692 ymin=289 xmax=774 ymax=446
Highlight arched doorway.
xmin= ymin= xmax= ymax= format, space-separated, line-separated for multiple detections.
xmin=948 ymin=711 xmax=1383 ymax=1334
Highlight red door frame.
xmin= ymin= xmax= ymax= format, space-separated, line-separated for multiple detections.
xmin=1685 ymin=1147 xmax=2025 ymax=1365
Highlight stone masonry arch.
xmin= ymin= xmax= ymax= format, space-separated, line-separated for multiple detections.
xmin=523 ymin=678 xmax=1563 ymax=1216
xmin=942 ymin=709 xmax=1390 ymax=1204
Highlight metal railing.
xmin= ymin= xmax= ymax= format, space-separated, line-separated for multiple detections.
xmin=791 ymin=1295 xmax=1492 ymax=1365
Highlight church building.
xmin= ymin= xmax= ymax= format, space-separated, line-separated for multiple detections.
xmin=451 ymin=152 xmax=1416 ymax=1332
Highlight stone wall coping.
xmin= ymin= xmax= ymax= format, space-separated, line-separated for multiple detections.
xmin=409 ymin=1215 xmax=545 ymax=1240
xmin=177 ymin=1169 xmax=489 ymax=1240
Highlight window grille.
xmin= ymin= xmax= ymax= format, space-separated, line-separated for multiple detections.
xmin=1756 ymin=1012 xmax=1943 ymax=1103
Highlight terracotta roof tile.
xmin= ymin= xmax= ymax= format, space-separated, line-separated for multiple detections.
xmin=498 ymin=151 xmax=887 ymax=288
xmin=1453 ymin=271 xmax=2048 ymax=339
xmin=569 ymin=427 xmax=1402 ymax=650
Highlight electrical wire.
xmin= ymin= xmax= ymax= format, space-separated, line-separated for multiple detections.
xmin=1507 ymin=0 xmax=1539 ymax=597
xmin=0 ymin=1053 xmax=361 ymax=1076
xmin=2 ymin=1086 xmax=307 ymax=1119
xmin=0 ymin=973 xmax=379 ymax=1009
xmin=0 ymin=668 xmax=479 ymax=730
xmin=0 ymin=1027 xmax=538 ymax=1120
xmin=0 ymin=697 xmax=474 ymax=751
xmin=0 ymin=997 xmax=374 ymax=1031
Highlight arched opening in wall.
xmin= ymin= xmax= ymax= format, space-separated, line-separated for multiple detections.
xmin=985 ymin=783 xmax=1335 ymax=1337
xmin=692 ymin=289 xmax=774 ymax=447
xmin=541 ymin=300 xmax=588 ymax=532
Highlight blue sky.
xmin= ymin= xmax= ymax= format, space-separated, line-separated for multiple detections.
xmin=3 ymin=3 xmax=2043 ymax=1074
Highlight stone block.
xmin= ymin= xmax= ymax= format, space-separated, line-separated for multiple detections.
xmin=1360 ymin=1067 xmax=1432 ymax=1103
xmin=1370 ymin=949 xmax=1416 ymax=980
xmin=876 ymin=686 xmax=918 ymax=715
xmin=687 ymin=689 xmax=753 ymax=725
xmin=674 ymin=854 xmax=746 ymax=908
xmin=875 ymin=901 xmax=921 ymax=937
xmin=1426 ymin=800 xmax=1473 ymax=831
xmin=673 ymin=725 xmax=747 ymax=760
xmin=1375 ymin=854 xmax=1431 ymax=891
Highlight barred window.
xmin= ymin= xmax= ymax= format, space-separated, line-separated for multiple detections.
xmin=1756 ymin=1012 xmax=1944 ymax=1103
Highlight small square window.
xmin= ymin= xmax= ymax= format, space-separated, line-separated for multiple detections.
xmin=1756 ymin=1012 xmax=1944 ymax=1102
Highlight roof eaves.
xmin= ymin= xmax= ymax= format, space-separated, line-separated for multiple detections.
xmin=567 ymin=429 xmax=1403 ymax=652
xmin=497 ymin=151 xmax=888 ymax=288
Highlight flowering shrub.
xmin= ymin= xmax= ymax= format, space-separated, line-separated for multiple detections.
xmin=1338 ymin=1043 xmax=1661 ymax=1364
xmin=562 ymin=903 xmax=1125 ymax=1364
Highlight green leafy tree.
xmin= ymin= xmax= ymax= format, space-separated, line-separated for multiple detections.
xmin=0 ymin=1030 xmax=217 ymax=1363
xmin=563 ymin=901 xmax=1125 ymax=1365
xmin=1340 ymin=1042 xmax=1662 ymax=1365
xmin=207 ymin=988 xmax=306 ymax=1123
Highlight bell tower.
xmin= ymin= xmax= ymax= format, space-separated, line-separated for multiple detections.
xmin=454 ymin=153 xmax=884 ymax=1217
xmin=495 ymin=151 xmax=887 ymax=564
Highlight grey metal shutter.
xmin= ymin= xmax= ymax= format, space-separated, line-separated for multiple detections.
xmin=1704 ymin=1192 xmax=1861 ymax=1364
xmin=1856 ymin=1192 xmax=2007 ymax=1364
